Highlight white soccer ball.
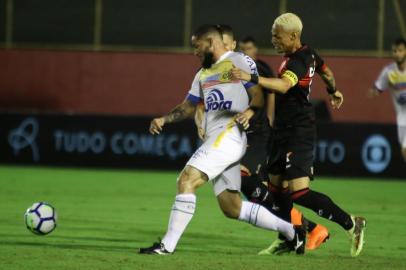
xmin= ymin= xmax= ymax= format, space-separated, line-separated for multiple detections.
xmin=24 ymin=202 xmax=57 ymax=235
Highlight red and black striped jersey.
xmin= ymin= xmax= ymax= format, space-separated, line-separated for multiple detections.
xmin=275 ymin=45 xmax=326 ymax=127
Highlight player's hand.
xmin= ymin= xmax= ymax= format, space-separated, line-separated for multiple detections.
xmin=197 ymin=126 xmax=205 ymax=140
xmin=231 ymin=68 xmax=251 ymax=81
xmin=236 ymin=109 xmax=254 ymax=130
xmin=149 ymin=117 xmax=165 ymax=135
xmin=329 ymin=90 xmax=344 ymax=109
xmin=367 ymin=88 xmax=380 ymax=98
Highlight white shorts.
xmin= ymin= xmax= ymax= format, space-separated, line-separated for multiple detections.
xmin=186 ymin=125 xmax=246 ymax=196
xmin=398 ymin=125 xmax=406 ymax=148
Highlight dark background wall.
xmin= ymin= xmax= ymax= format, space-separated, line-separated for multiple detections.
xmin=0 ymin=0 xmax=404 ymax=124
xmin=13 ymin=0 xmax=95 ymax=44
xmin=0 ymin=0 xmax=404 ymax=51
xmin=0 ymin=49 xmax=395 ymax=123
xmin=0 ymin=0 xmax=5 ymax=43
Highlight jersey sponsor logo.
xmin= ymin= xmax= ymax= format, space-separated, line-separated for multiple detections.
xmin=200 ymin=59 xmax=237 ymax=89
xmin=396 ymin=92 xmax=406 ymax=105
xmin=205 ymin=89 xmax=232 ymax=112
xmin=242 ymin=54 xmax=258 ymax=75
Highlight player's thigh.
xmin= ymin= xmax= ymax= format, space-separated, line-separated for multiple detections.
xmin=287 ymin=177 xmax=310 ymax=193
xmin=177 ymin=165 xmax=208 ymax=193
xmin=284 ymin=125 xmax=316 ymax=181
xmin=213 ymin=162 xmax=241 ymax=196
xmin=216 ymin=189 xmax=242 ymax=219
xmin=187 ymin=126 xmax=246 ymax=181
xmin=267 ymin=130 xmax=287 ymax=183
xmin=240 ymin=133 xmax=268 ymax=176
xmin=269 ymin=174 xmax=288 ymax=189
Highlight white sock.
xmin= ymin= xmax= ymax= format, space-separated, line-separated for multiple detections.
xmin=161 ymin=194 xmax=196 ymax=252
xmin=238 ymin=201 xmax=294 ymax=240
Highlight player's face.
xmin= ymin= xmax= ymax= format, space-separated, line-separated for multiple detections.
xmin=271 ymin=24 xmax=294 ymax=53
xmin=222 ymin=34 xmax=236 ymax=51
xmin=192 ymin=35 xmax=214 ymax=68
xmin=239 ymin=41 xmax=258 ymax=60
xmin=392 ymin=44 xmax=406 ymax=64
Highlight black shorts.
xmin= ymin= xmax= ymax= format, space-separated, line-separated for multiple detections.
xmin=268 ymin=121 xmax=316 ymax=180
xmin=240 ymin=129 xmax=272 ymax=176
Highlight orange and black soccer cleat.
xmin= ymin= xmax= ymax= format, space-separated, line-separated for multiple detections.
xmin=306 ymin=224 xmax=330 ymax=250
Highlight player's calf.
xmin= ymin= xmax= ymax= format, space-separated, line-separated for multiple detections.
xmin=217 ymin=190 xmax=241 ymax=219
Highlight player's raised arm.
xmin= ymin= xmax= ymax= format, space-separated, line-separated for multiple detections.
xmin=149 ymin=99 xmax=197 ymax=135
xmin=316 ymin=64 xmax=344 ymax=109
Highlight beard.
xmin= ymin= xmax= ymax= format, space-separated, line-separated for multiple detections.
xmin=396 ymin=56 xmax=406 ymax=65
xmin=201 ymin=51 xmax=214 ymax=69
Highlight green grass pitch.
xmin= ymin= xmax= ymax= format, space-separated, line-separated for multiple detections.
xmin=0 ymin=166 xmax=405 ymax=270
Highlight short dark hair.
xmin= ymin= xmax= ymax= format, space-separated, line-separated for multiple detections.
xmin=394 ymin=38 xmax=406 ymax=47
xmin=192 ymin=24 xmax=222 ymax=40
xmin=217 ymin=24 xmax=234 ymax=39
xmin=240 ymin=36 xmax=257 ymax=46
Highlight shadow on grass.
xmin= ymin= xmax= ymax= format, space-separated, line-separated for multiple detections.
xmin=0 ymin=239 xmax=135 ymax=253
xmin=0 ymin=226 xmax=268 ymax=253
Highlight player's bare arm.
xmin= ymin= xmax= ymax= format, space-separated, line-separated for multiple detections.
xmin=317 ymin=66 xmax=344 ymax=109
xmin=236 ymin=84 xmax=264 ymax=130
xmin=267 ymin=92 xmax=275 ymax=127
xmin=231 ymin=68 xmax=292 ymax=94
xmin=149 ymin=100 xmax=196 ymax=135
xmin=367 ymin=87 xmax=381 ymax=98
xmin=194 ymin=103 xmax=205 ymax=139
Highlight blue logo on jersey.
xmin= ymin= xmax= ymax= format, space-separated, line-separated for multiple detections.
xmin=396 ymin=92 xmax=406 ymax=105
xmin=205 ymin=89 xmax=232 ymax=112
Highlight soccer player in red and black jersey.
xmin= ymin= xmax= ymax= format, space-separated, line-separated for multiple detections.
xmin=231 ymin=13 xmax=366 ymax=257
xmin=238 ymin=34 xmax=329 ymax=251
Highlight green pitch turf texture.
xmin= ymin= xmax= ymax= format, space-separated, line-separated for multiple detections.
xmin=0 ymin=166 xmax=405 ymax=270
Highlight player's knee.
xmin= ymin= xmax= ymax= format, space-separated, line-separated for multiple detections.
xmin=177 ymin=177 xmax=194 ymax=193
xmin=177 ymin=172 xmax=197 ymax=193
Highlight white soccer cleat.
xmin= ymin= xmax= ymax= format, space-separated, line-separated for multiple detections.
xmin=347 ymin=216 xmax=366 ymax=257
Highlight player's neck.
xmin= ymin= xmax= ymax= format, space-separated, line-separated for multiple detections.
xmin=213 ymin=49 xmax=229 ymax=62
xmin=288 ymin=41 xmax=303 ymax=54
xmin=397 ymin=60 xmax=406 ymax=71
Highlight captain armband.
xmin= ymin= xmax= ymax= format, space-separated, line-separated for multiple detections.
xmin=281 ymin=70 xmax=299 ymax=85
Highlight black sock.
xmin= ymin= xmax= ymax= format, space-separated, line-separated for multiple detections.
xmin=269 ymin=184 xmax=292 ymax=223
xmin=303 ymin=217 xmax=317 ymax=232
xmin=240 ymin=175 xmax=275 ymax=214
xmin=292 ymin=188 xmax=353 ymax=230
